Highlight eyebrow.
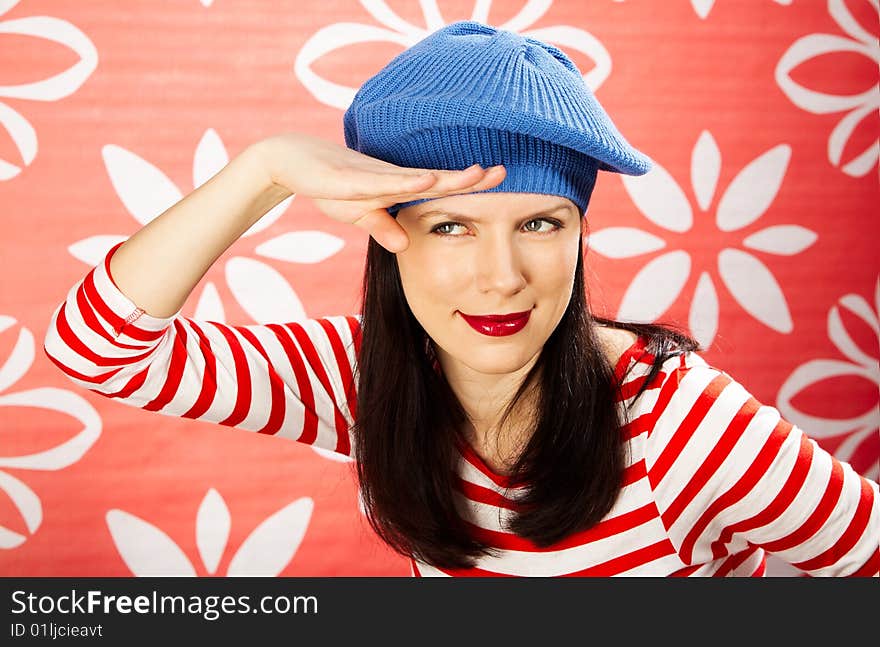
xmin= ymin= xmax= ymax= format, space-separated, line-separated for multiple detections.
xmin=416 ymin=203 xmax=573 ymax=222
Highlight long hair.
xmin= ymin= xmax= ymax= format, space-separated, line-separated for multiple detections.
xmin=350 ymin=221 xmax=701 ymax=570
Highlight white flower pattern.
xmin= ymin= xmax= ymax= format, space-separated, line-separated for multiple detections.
xmin=0 ymin=0 xmax=97 ymax=180
xmin=0 ymin=316 xmax=102 ymax=548
xmin=67 ymin=128 xmax=347 ymax=325
xmin=106 ymin=488 xmax=313 ymax=575
xmin=612 ymin=0 xmax=793 ymax=19
xmin=589 ymin=130 xmax=818 ymax=349
xmin=776 ymin=0 xmax=880 ymax=177
xmin=776 ymin=277 xmax=880 ymax=481
xmin=296 ymin=0 xmax=617 ymax=110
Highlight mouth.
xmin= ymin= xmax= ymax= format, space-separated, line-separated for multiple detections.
xmin=458 ymin=309 xmax=532 ymax=337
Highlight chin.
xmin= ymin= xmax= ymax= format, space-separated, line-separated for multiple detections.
xmin=457 ymin=347 xmax=536 ymax=375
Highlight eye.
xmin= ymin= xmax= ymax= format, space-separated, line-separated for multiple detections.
xmin=523 ymin=218 xmax=563 ymax=233
xmin=430 ymin=218 xmax=564 ymax=237
xmin=431 ymin=222 xmax=468 ymax=236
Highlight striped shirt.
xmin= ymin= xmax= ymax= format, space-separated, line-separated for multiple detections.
xmin=43 ymin=242 xmax=879 ymax=577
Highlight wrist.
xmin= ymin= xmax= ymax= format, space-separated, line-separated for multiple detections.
xmin=235 ymin=140 xmax=295 ymax=211
xmin=246 ymin=135 xmax=298 ymax=192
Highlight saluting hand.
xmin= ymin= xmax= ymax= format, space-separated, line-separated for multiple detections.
xmin=254 ymin=132 xmax=506 ymax=253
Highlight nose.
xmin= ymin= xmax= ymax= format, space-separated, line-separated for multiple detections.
xmin=473 ymin=234 xmax=527 ymax=296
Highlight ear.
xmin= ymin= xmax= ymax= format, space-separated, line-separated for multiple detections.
xmin=580 ymin=216 xmax=590 ymax=237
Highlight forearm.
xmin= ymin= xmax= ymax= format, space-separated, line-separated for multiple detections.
xmin=108 ymin=141 xmax=293 ymax=318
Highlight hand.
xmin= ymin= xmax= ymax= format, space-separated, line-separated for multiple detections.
xmin=254 ymin=132 xmax=506 ymax=253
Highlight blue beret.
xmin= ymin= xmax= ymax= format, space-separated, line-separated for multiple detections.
xmin=343 ymin=20 xmax=654 ymax=215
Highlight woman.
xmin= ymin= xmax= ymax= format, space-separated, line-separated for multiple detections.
xmin=43 ymin=21 xmax=878 ymax=576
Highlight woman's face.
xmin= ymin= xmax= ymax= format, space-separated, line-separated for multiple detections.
xmin=395 ymin=192 xmax=583 ymax=378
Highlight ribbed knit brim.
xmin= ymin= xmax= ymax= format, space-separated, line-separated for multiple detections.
xmin=343 ymin=20 xmax=653 ymax=215
xmin=380 ymin=128 xmax=599 ymax=216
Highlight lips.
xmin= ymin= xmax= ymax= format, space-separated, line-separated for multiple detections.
xmin=459 ymin=309 xmax=531 ymax=337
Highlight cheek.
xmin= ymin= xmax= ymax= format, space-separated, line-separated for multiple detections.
xmin=531 ymin=239 xmax=579 ymax=289
xmin=397 ymin=250 xmax=466 ymax=308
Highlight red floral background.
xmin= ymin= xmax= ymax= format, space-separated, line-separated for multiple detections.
xmin=2 ymin=0 xmax=877 ymax=576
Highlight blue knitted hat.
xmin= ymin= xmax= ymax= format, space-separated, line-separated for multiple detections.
xmin=343 ymin=20 xmax=653 ymax=216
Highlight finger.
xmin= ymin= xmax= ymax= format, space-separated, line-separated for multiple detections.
xmin=345 ymin=167 xmax=449 ymax=199
xmin=385 ymin=164 xmax=507 ymax=201
xmin=437 ymin=164 xmax=506 ymax=194
xmin=417 ymin=163 xmax=489 ymax=190
xmin=351 ymin=207 xmax=410 ymax=253
xmin=371 ymin=164 xmax=488 ymax=197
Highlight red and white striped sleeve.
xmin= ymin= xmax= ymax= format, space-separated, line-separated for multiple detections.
xmin=42 ymin=242 xmax=361 ymax=458
xmin=645 ymin=354 xmax=879 ymax=577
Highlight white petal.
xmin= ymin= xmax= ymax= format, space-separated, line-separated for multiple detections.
xmin=225 ymin=257 xmax=306 ymax=323
xmin=497 ymin=1 xmax=554 ymax=34
xmin=834 ymin=427 xmax=876 ymax=472
xmin=102 ymin=145 xmax=183 ymax=226
xmin=586 ymin=227 xmax=666 ymax=258
xmin=839 ymin=138 xmax=879 ymax=178
xmin=0 ymin=324 xmax=31 ymax=392
xmin=106 ymin=509 xmax=196 ymax=576
xmin=691 ymin=0 xmax=715 ymax=21
xmin=470 ymin=0 xmax=492 ymax=22
xmin=0 ymin=156 xmax=22 ymax=181
xmin=0 ymin=525 xmax=25 ymax=548
xmin=716 ymin=145 xmax=790 ymax=232
xmin=691 ymin=131 xmax=721 ymax=211
xmin=865 ymin=459 xmax=879 ymax=484
xmin=296 ymin=23 xmax=415 ymax=110
xmin=193 ymin=128 xmax=228 ymax=189
xmin=829 ymin=0 xmax=878 ymax=48
xmin=359 ymin=0 xmax=422 ymax=35
xmin=227 ymin=498 xmax=313 ymax=576
xmin=0 ymin=1 xmax=22 ymax=15
xmin=0 ymin=103 xmax=36 ymax=176
xmin=68 ymin=235 xmax=127 ymax=266
xmin=0 ymin=469 xmax=41 ymax=535
xmin=829 ymin=103 xmax=879 ymax=177
xmin=521 ymin=24 xmax=612 ymax=90
xmin=876 ymin=275 xmax=880 ymax=316
xmin=419 ymin=1 xmax=444 ymax=31
xmin=717 ymin=248 xmax=793 ymax=332
xmin=196 ymin=488 xmax=230 ymax=575
xmin=193 ymin=282 xmax=226 ymax=322
xmin=311 ymin=445 xmax=354 ymax=463
xmin=776 ymin=359 xmax=877 ymax=437
xmin=776 ymin=34 xmax=868 ymax=114
xmin=255 ymin=231 xmax=345 ymax=264
xmin=621 ymin=163 xmax=693 ymax=233
xmin=688 ymin=272 xmax=718 ymax=349
xmin=840 ymin=293 xmax=878 ymax=334
xmin=617 ymin=251 xmax=691 ymax=321
xmin=0 ymin=16 xmax=97 ymax=100
xmin=829 ymin=299 xmax=879 ymax=369
xmin=0 ymin=387 xmax=101 ymax=470
xmin=829 ymin=101 xmax=869 ymax=166
xmin=241 ymin=195 xmax=294 ymax=238
xmin=742 ymin=225 xmax=817 ymax=255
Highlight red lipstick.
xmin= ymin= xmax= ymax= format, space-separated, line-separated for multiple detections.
xmin=459 ymin=309 xmax=531 ymax=337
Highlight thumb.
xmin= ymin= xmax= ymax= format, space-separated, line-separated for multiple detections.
xmin=352 ymin=207 xmax=410 ymax=253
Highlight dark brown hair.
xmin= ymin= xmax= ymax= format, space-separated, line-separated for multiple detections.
xmin=350 ymin=220 xmax=700 ymax=570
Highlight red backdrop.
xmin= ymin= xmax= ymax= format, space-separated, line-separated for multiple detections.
xmin=2 ymin=0 xmax=877 ymax=576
